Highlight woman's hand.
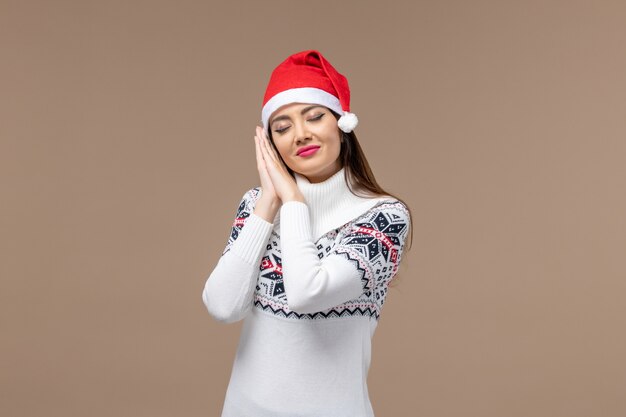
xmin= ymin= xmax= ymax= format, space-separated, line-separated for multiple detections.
xmin=254 ymin=126 xmax=305 ymax=204
xmin=252 ymin=127 xmax=281 ymax=223
xmin=254 ymin=126 xmax=279 ymax=203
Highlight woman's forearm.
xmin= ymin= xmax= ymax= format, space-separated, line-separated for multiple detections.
xmin=279 ymin=201 xmax=364 ymax=313
xmin=202 ymin=213 xmax=273 ymax=323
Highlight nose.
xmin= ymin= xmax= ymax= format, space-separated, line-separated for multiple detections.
xmin=293 ymin=120 xmax=311 ymax=144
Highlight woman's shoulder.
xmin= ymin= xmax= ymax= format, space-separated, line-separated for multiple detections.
xmin=337 ymin=197 xmax=411 ymax=249
xmin=242 ymin=186 xmax=262 ymax=200
xmin=229 ymin=187 xmax=263 ymax=217
xmin=358 ymin=195 xmax=411 ymax=223
xmin=377 ymin=197 xmax=410 ymax=213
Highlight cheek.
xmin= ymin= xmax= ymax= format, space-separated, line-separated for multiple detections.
xmin=325 ymin=131 xmax=342 ymax=154
xmin=313 ymin=122 xmax=339 ymax=142
xmin=331 ymin=140 xmax=342 ymax=158
xmin=269 ymin=138 xmax=286 ymax=155
xmin=275 ymin=143 xmax=290 ymax=158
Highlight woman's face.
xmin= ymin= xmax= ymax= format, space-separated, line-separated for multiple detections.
xmin=268 ymin=103 xmax=342 ymax=183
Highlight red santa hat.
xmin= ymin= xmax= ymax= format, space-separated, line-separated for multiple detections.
xmin=261 ymin=50 xmax=358 ymax=135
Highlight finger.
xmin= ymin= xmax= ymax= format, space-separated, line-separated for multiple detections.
xmin=257 ymin=127 xmax=274 ymax=156
xmin=265 ymin=139 xmax=281 ymax=165
xmin=263 ymin=135 xmax=289 ymax=172
xmin=263 ymin=128 xmax=287 ymax=162
xmin=254 ymin=135 xmax=263 ymax=167
xmin=259 ymin=131 xmax=279 ymax=166
xmin=255 ymin=129 xmax=270 ymax=161
xmin=265 ymin=136 xmax=286 ymax=172
xmin=256 ymin=126 xmax=264 ymax=145
xmin=255 ymin=136 xmax=274 ymax=186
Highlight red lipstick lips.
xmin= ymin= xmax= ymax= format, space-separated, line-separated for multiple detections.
xmin=296 ymin=145 xmax=320 ymax=157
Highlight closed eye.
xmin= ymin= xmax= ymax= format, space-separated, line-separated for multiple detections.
xmin=273 ymin=113 xmax=325 ymax=134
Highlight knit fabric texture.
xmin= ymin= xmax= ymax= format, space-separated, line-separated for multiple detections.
xmin=202 ymin=167 xmax=410 ymax=417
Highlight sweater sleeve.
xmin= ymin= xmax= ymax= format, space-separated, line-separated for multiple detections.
xmin=202 ymin=188 xmax=273 ymax=324
xmin=279 ymin=200 xmax=410 ymax=314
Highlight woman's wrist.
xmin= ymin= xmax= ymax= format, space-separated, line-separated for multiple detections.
xmin=254 ymin=195 xmax=281 ymax=223
xmin=281 ymin=189 xmax=305 ymax=203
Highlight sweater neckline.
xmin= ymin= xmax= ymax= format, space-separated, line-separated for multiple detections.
xmin=271 ymin=167 xmax=393 ymax=241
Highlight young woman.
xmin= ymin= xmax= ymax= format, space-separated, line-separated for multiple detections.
xmin=202 ymin=50 xmax=413 ymax=417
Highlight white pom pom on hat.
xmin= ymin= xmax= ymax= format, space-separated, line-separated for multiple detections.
xmin=261 ymin=50 xmax=359 ymax=135
xmin=337 ymin=111 xmax=358 ymax=133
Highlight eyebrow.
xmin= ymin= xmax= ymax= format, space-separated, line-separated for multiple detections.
xmin=270 ymin=105 xmax=325 ymax=126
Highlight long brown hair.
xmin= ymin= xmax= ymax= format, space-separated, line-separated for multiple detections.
xmin=268 ymin=109 xmax=414 ymax=284
xmin=338 ymin=134 xmax=413 ymax=250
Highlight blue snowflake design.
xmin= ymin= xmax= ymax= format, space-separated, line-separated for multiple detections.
xmin=223 ymin=187 xmax=410 ymax=321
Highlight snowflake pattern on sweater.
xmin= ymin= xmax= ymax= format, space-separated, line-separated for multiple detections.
xmin=223 ymin=187 xmax=410 ymax=321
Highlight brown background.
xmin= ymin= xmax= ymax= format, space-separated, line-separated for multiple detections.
xmin=2 ymin=1 xmax=625 ymax=416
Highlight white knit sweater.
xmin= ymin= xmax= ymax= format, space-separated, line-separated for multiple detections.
xmin=202 ymin=167 xmax=410 ymax=417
